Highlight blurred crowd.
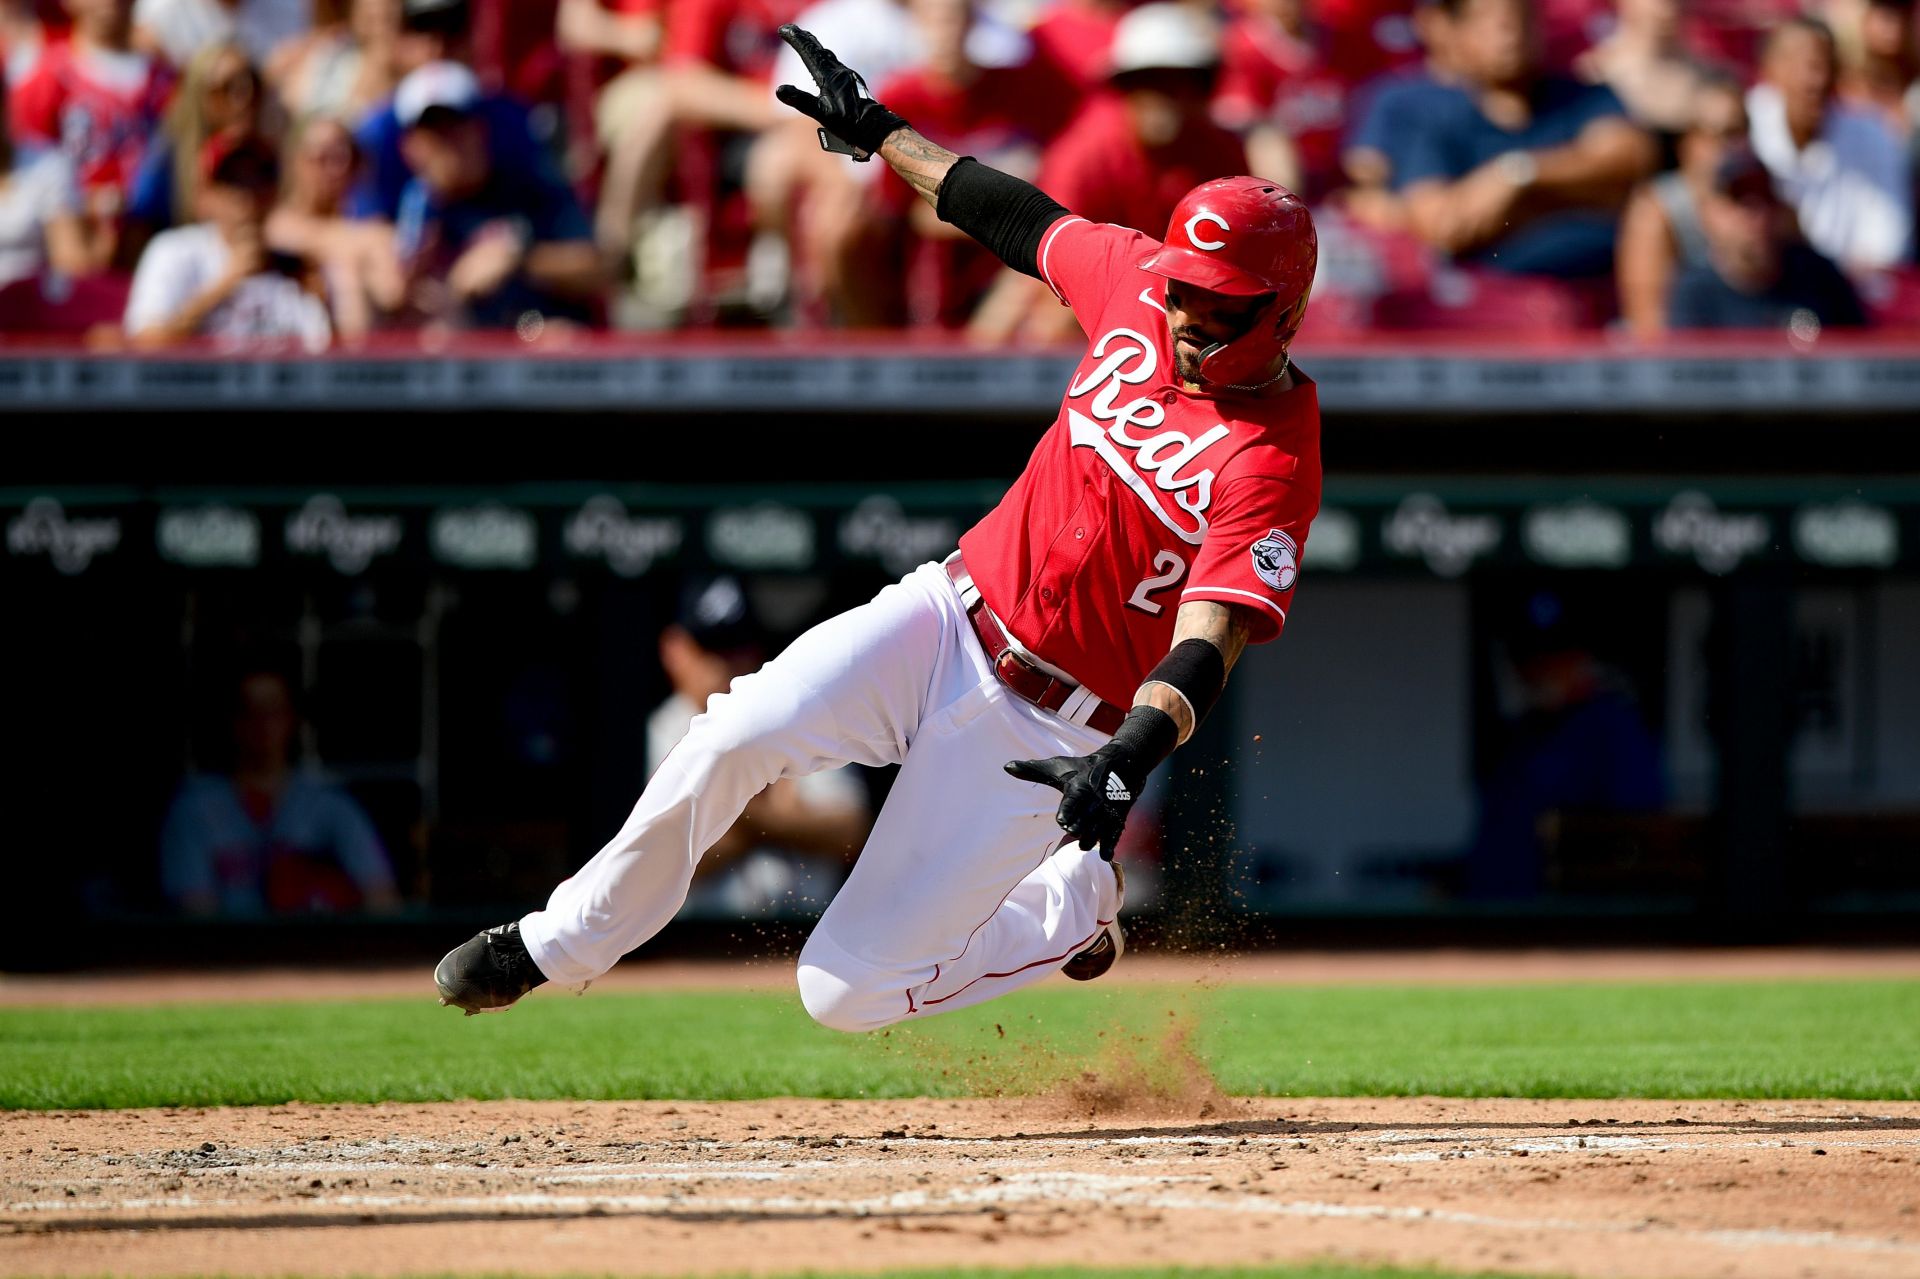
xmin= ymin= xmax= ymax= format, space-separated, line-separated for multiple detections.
xmin=2 ymin=0 xmax=1918 ymax=346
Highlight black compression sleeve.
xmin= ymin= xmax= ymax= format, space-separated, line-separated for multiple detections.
xmin=934 ymin=157 xmax=1070 ymax=280
xmin=1144 ymin=638 xmax=1228 ymax=730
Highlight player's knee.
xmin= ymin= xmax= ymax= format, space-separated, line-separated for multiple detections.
xmin=797 ymin=978 xmax=885 ymax=1033
xmin=795 ymin=937 xmax=906 ymax=1034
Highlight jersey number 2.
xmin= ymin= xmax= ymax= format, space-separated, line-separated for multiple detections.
xmin=1127 ymin=551 xmax=1187 ymax=616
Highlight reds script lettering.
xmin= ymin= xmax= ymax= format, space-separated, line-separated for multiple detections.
xmin=1065 ymin=327 xmax=1229 ymax=547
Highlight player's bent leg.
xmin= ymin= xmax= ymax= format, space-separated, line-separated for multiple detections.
xmin=794 ymin=929 xmax=902 ymax=1033
xmin=517 ymin=688 xmax=807 ymax=986
xmin=502 ymin=563 xmax=983 ymax=993
xmin=790 ymin=681 xmax=1121 ymax=1033
xmin=796 ymin=841 xmax=1121 ymax=1032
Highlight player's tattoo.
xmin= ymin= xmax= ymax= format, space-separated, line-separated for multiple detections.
xmin=1172 ymin=601 xmax=1252 ymax=671
xmin=1134 ymin=602 xmax=1252 ymax=744
xmin=878 ymin=129 xmax=961 ymax=209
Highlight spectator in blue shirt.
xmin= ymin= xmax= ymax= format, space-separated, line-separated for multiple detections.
xmin=390 ymin=60 xmax=606 ymax=329
xmin=1469 ymin=590 xmax=1667 ymax=900
xmin=160 ymin=664 xmax=400 ymax=917
xmin=1667 ymin=147 xmax=1866 ymax=332
xmin=1340 ymin=0 xmax=1460 ymax=234
xmin=1394 ymin=0 xmax=1658 ymax=279
xmin=1343 ymin=1 xmax=1458 ymax=188
xmin=347 ymin=0 xmax=549 ymax=222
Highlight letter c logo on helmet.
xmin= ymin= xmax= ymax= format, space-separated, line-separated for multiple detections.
xmin=1136 ymin=177 xmax=1318 ymax=391
xmin=1184 ymin=212 xmax=1230 ymax=251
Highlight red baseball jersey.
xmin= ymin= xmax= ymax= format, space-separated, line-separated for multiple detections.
xmin=9 ymin=40 xmax=170 ymax=195
xmin=662 ymin=0 xmax=804 ymax=78
xmin=1037 ymin=97 xmax=1248 ymax=240
xmin=957 ymin=216 xmax=1323 ymax=710
xmin=1215 ymin=17 xmax=1350 ymax=201
xmin=1028 ymin=0 xmax=1126 ymax=92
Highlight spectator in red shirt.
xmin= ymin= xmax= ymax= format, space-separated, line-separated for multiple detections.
xmin=9 ymin=0 xmax=171 ymax=258
xmin=1680 ymin=0 xmax=1803 ymax=76
xmin=867 ymin=0 xmax=1079 ymax=326
xmin=0 ymin=57 xmax=103 ymax=292
xmin=2 ymin=0 xmax=63 ymax=83
xmin=1044 ymin=5 xmax=1246 ymax=235
xmin=1534 ymin=0 xmax=1613 ymax=73
xmin=1215 ymin=0 xmax=1350 ymax=200
xmin=1027 ymin=0 xmax=1131 ymax=92
xmin=977 ymin=2 xmax=1246 ymax=341
xmin=1314 ymin=0 xmax=1424 ymax=81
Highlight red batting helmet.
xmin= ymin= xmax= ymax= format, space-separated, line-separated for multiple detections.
xmin=1137 ymin=177 xmax=1317 ymax=390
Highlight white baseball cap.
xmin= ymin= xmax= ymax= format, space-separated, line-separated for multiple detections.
xmin=394 ymin=60 xmax=481 ymax=128
xmin=1108 ymin=3 xmax=1221 ymax=78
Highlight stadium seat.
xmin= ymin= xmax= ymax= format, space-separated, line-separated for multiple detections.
xmin=669 ymin=129 xmax=763 ymax=326
xmin=1859 ymin=268 xmax=1920 ymax=331
xmin=0 ymin=274 xmax=134 ymax=337
xmin=1373 ymin=268 xmax=1614 ymax=333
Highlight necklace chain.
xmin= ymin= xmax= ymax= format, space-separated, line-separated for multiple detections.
xmin=1207 ymin=355 xmax=1291 ymax=394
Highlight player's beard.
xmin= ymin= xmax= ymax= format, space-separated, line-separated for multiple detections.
xmin=1171 ymin=330 xmax=1211 ymax=384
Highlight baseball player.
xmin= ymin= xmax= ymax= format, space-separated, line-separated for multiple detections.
xmin=434 ymin=25 xmax=1321 ymax=1031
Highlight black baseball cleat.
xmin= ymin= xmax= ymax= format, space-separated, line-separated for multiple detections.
xmin=1063 ymin=861 xmax=1125 ymax=982
xmin=435 ymin=922 xmax=549 ymax=1015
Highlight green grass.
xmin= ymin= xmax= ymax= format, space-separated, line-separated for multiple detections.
xmin=3 ymin=980 xmax=1917 ymax=1109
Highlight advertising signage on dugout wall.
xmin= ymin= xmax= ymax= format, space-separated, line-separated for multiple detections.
xmin=2 ymin=483 xmax=1912 ymax=580
xmin=6 ymin=346 xmax=1920 ymax=413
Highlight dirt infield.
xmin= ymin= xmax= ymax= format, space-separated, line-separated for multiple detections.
xmin=6 ymin=1096 xmax=1920 ymax=1279
xmin=8 ymin=947 xmax=1920 ymax=1005
xmin=9 ymin=953 xmax=1920 ymax=1278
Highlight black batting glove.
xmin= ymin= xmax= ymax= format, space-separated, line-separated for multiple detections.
xmin=1006 ymin=707 xmax=1178 ymax=859
xmin=774 ymin=24 xmax=909 ymax=161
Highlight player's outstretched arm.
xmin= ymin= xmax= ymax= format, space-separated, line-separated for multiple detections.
xmin=1008 ymin=602 xmax=1255 ymax=856
xmin=775 ymin=24 xmax=1069 ymax=281
xmin=1137 ymin=602 xmax=1251 ymax=743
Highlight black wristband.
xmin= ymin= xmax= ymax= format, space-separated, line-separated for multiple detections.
xmin=1143 ymin=639 xmax=1228 ymax=733
xmin=1100 ymin=704 xmax=1181 ymax=798
xmin=935 ymin=157 xmax=1071 ymax=280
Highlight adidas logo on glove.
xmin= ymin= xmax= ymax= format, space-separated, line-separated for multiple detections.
xmin=1105 ymin=774 xmax=1132 ymax=803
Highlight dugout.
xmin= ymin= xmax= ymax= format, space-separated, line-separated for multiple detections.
xmin=5 ymin=336 xmax=1920 ymax=968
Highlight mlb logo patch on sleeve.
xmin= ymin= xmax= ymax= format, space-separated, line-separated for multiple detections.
xmin=1251 ymin=529 xmax=1299 ymax=592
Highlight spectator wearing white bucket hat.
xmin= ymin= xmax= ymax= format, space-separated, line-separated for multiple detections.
xmin=972 ymin=3 xmax=1250 ymax=341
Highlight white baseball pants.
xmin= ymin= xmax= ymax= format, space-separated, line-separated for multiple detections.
xmin=518 ymin=561 xmax=1122 ymax=1032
